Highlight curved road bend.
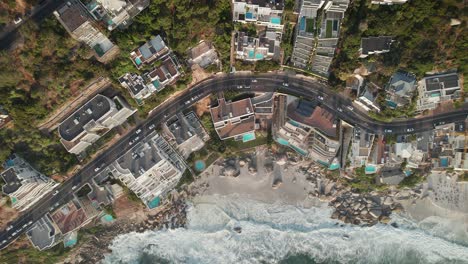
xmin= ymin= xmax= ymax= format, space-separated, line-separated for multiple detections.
xmin=1 ymin=72 xmax=467 ymax=249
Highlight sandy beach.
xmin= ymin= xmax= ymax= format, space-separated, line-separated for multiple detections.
xmin=399 ymin=172 xmax=468 ymax=227
xmin=191 ymin=146 xmax=326 ymax=209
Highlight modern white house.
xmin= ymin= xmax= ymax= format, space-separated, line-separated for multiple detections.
xmin=232 ymin=0 xmax=284 ymax=30
xmin=417 ymin=71 xmax=461 ymax=111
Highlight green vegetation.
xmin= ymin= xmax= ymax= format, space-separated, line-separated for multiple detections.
xmin=330 ymin=0 xmax=467 ymax=86
xmin=110 ymin=0 xmax=233 ymax=76
xmin=103 ymin=204 xmax=117 ymax=219
xmin=0 ymin=239 xmax=71 ymax=264
xmin=326 ymin=20 xmax=333 ymax=38
xmin=0 ymin=17 xmax=109 ymax=174
xmin=457 ymin=172 xmax=468 ymax=182
xmin=175 ymin=169 xmax=195 ymax=190
xmin=398 ymin=173 xmax=424 ymax=188
xmin=224 ymin=132 xmax=268 ymax=152
xmin=234 ymin=60 xmax=281 ymax=72
xmin=306 ymin=18 xmax=315 ymax=33
xmin=75 ymin=184 xmax=92 ymax=198
xmin=348 ymin=166 xmax=384 ymax=193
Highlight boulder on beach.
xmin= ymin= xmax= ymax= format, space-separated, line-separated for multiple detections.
xmin=272 ymin=179 xmax=283 ymax=189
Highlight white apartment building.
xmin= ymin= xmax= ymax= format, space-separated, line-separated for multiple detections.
xmin=232 ymin=0 xmax=284 ymax=30
xmin=1 ymin=155 xmax=57 ymax=212
xmin=291 ymin=0 xmax=325 ymax=69
xmin=58 ymin=94 xmax=135 ymax=154
xmin=112 ymin=133 xmax=185 ymax=208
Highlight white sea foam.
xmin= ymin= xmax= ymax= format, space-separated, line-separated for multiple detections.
xmin=103 ymin=195 xmax=468 ymax=264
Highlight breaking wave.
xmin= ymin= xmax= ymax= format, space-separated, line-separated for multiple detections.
xmin=103 ymin=195 xmax=468 ymax=264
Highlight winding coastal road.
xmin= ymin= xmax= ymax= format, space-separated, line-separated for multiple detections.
xmin=1 ymin=72 xmax=467 ymax=249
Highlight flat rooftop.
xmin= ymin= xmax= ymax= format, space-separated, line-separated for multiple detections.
xmin=234 ymin=0 xmax=284 ymax=10
xmin=361 ymin=36 xmax=393 ymax=55
xmin=116 ymin=140 xmax=163 ymax=179
xmin=424 ymin=72 xmax=459 ymax=91
xmin=26 ymin=215 xmax=57 ymax=250
xmin=58 ymin=95 xmax=111 ymax=142
xmin=56 ymin=1 xmax=89 ymax=32
xmin=166 ymin=115 xmax=194 ymax=145
xmin=118 ymin=73 xmax=147 ymax=97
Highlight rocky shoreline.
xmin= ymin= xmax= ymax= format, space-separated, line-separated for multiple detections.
xmin=63 ymin=150 xmax=433 ymax=263
xmin=300 ymin=163 xmax=423 ymax=226
xmin=61 ymin=190 xmax=190 ymax=264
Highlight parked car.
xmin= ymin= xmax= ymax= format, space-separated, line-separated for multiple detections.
xmin=135 ymin=129 xmax=142 ymax=134
xmin=407 ymin=128 xmax=414 ymax=132
xmin=337 ymin=107 xmax=343 ymax=112
xmin=282 ymin=83 xmax=289 ymax=87
xmin=318 ymin=96 xmax=324 ymax=100
xmin=347 ymin=106 xmax=354 ymax=111
xmin=13 ymin=15 xmax=22 ymax=25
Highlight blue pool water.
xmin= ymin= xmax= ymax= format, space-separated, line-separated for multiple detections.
xmin=291 ymin=145 xmax=308 ymax=156
xmin=135 ymin=57 xmax=142 ymax=65
xmin=148 ymin=197 xmax=160 ymax=209
xmin=64 ymin=238 xmax=77 ymax=248
xmin=317 ymin=160 xmax=329 ymax=167
xmin=255 ymin=53 xmax=264 ymax=59
xmin=271 ymin=17 xmax=281 ymax=24
xmin=288 ymin=120 xmax=301 ymax=127
xmin=102 ymin=214 xmax=114 ymax=222
xmin=276 ymin=137 xmax=290 ymax=146
xmin=386 ymin=100 xmax=397 ymax=108
xmin=440 ymin=157 xmax=449 ymax=167
xmin=248 ymin=50 xmax=255 ymax=58
xmin=299 ymin=16 xmax=306 ymax=31
xmin=365 ymin=165 xmax=376 ymax=174
xmin=329 ymin=163 xmax=340 ymax=170
xmin=152 ymin=80 xmax=161 ymax=90
xmin=242 ymin=132 xmax=256 ymax=142
xmin=194 ymin=160 xmax=206 ymax=171
xmin=246 ymin=12 xmax=253 ymax=19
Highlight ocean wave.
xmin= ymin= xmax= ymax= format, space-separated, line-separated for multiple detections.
xmin=103 ymin=195 xmax=468 ymax=264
